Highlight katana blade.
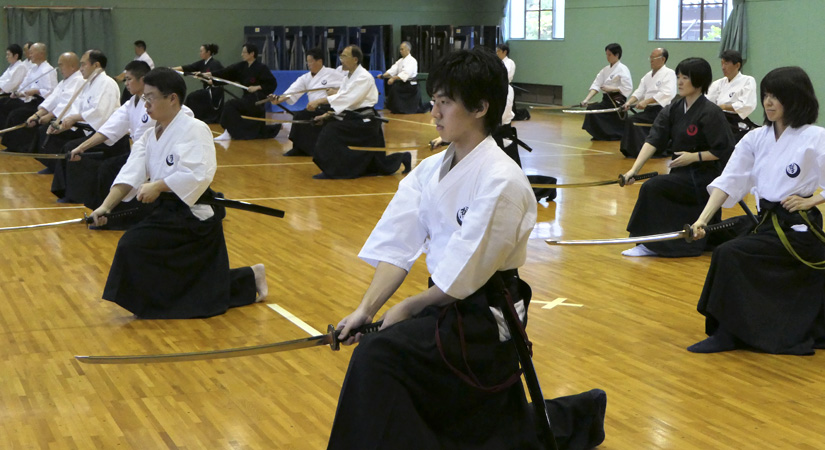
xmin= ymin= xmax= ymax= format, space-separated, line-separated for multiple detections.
xmin=529 ymin=104 xmax=587 ymax=110
xmin=546 ymin=220 xmax=737 ymax=246
xmin=0 ymin=123 xmax=27 ymax=135
xmin=0 ymin=150 xmax=67 ymax=160
xmin=240 ymin=115 xmax=314 ymax=124
xmin=348 ymin=144 xmax=430 ymax=152
xmin=633 ymin=122 xmax=653 ymax=127
xmin=562 ymin=106 xmax=622 ymax=114
xmin=381 ymin=116 xmax=436 ymax=127
xmin=531 ymin=171 xmax=658 ymax=189
xmin=75 ymin=322 xmax=383 ymax=364
xmin=0 ymin=216 xmax=86 ymax=232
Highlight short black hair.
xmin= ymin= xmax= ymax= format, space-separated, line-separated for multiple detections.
xmin=760 ymin=66 xmax=818 ymax=128
xmin=427 ymin=47 xmax=507 ymax=135
xmin=675 ymin=57 xmax=713 ymax=94
xmin=496 ymin=44 xmax=510 ymax=55
xmin=134 ymin=40 xmax=146 ymax=50
xmin=6 ymin=44 xmax=23 ymax=60
xmin=87 ymin=49 xmax=108 ymax=69
xmin=660 ymin=48 xmax=669 ymax=63
xmin=124 ymin=60 xmax=151 ymax=79
xmin=143 ymin=67 xmax=187 ymax=106
xmin=306 ymin=47 xmax=324 ymax=61
xmin=346 ymin=45 xmax=363 ymax=64
xmin=243 ymin=42 xmax=258 ymax=59
xmin=202 ymin=43 xmax=219 ymax=56
xmin=605 ymin=43 xmax=622 ymax=59
xmin=719 ymin=49 xmax=743 ymax=68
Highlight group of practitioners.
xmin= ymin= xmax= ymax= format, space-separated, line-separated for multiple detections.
xmin=574 ymin=43 xmax=825 ymax=356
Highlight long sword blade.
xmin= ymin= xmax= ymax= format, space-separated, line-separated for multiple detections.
xmin=0 ymin=150 xmax=66 ymax=159
xmin=75 ymin=322 xmax=383 ymax=364
xmin=0 ymin=217 xmax=85 ymax=232
xmin=531 ymin=171 xmax=658 ymax=189
xmin=562 ymin=106 xmax=622 ymax=114
xmin=348 ymin=144 xmax=430 ymax=152
xmin=240 ymin=115 xmax=314 ymax=124
xmin=546 ymin=220 xmax=738 ymax=246
xmin=0 ymin=123 xmax=27 ymax=135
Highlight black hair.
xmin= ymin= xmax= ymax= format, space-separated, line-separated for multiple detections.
xmin=346 ymin=45 xmax=363 ymax=64
xmin=760 ymin=66 xmax=818 ymax=128
xmin=427 ymin=47 xmax=507 ymax=135
xmin=496 ymin=43 xmax=510 ymax=56
xmin=202 ymin=43 xmax=219 ymax=56
xmin=124 ymin=60 xmax=151 ymax=79
xmin=605 ymin=43 xmax=622 ymax=59
xmin=661 ymin=48 xmax=669 ymax=63
xmin=305 ymin=47 xmax=324 ymax=61
xmin=143 ymin=67 xmax=187 ymax=106
xmin=87 ymin=49 xmax=108 ymax=69
xmin=243 ymin=42 xmax=258 ymax=59
xmin=719 ymin=49 xmax=743 ymax=68
xmin=675 ymin=57 xmax=713 ymax=94
xmin=134 ymin=40 xmax=146 ymax=50
xmin=6 ymin=44 xmax=23 ymax=60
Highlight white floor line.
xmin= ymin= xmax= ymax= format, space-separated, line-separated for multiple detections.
xmin=267 ymin=303 xmax=322 ymax=336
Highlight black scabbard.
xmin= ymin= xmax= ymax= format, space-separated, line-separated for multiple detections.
xmin=197 ymin=195 xmax=285 ymax=218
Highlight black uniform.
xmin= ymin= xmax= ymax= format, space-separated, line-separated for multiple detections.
xmin=620 ymin=105 xmax=663 ymax=158
xmin=181 ymin=57 xmax=224 ymax=123
xmin=626 ymin=95 xmax=735 ymax=256
xmin=212 ymin=60 xmax=278 ymax=140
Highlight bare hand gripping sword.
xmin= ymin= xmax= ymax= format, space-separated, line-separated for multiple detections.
xmin=75 ymin=321 xmax=383 ymax=364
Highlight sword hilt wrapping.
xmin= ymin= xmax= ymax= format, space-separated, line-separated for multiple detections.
xmin=84 ymin=207 xmax=141 ymax=225
xmin=684 ymin=220 xmax=738 ymax=243
xmin=619 ymin=171 xmax=658 ymax=187
xmin=329 ymin=321 xmax=384 ymax=351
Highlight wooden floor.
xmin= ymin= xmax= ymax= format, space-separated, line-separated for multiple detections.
xmin=1 ymin=109 xmax=824 ymax=449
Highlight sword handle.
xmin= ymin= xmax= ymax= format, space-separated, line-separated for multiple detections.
xmin=328 ymin=321 xmax=384 ymax=351
xmin=84 ymin=207 xmax=141 ymax=225
xmin=619 ymin=171 xmax=659 ymax=187
xmin=684 ymin=220 xmax=738 ymax=243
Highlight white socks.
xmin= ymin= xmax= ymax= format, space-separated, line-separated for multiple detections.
xmin=621 ymin=244 xmax=658 ymax=257
xmin=214 ymin=130 xmax=232 ymax=141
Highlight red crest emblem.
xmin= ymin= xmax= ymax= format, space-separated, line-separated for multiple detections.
xmin=686 ymin=124 xmax=698 ymax=136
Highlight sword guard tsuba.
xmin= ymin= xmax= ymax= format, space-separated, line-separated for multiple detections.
xmin=328 ymin=324 xmax=342 ymax=351
xmin=618 ymin=174 xmax=627 ymax=187
xmin=683 ymin=223 xmax=695 ymax=243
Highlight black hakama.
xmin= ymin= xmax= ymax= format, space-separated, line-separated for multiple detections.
xmin=328 ymin=272 xmax=606 ymax=449
xmin=2 ymin=107 xmax=39 ymax=153
xmin=0 ymin=96 xmax=42 ymax=131
xmin=35 ymin=126 xmax=86 ymax=172
xmin=182 ymin=58 xmax=225 ymax=124
xmin=285 ymin=109 xmax=324 ymax=156
xmin=313 ymin=110 xmax=408 ymax=179
xmin=697 ymin=202 xmax=825 ymax=354
xmin=385 ymin=79 xmax=423 ymax=114
xmin=581 ymin=93 xmax=625 ymax=141
xmin=620 ymin=105 xmax=662 ymax=158
xmin=213 ymin=60 xmax=277 ymax=140
xmin=102 ymin=196 xmax=257 ymax=319
xmin=626 ymin=96 xmax=735 ymax=257
xmin=51 ymin=134 xmax=130 ymax=203
xmin=724 ymin=112 xmax=758 ymax=143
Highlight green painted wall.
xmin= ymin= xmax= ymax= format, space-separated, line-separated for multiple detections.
xmin=508 ymin=0 xmax=825 ymax=122
xmin=1 ymin=0 xmax=504 ymax=91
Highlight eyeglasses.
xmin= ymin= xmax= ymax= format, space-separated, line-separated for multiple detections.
xmin=649 ymin=56 xmax=664 ymax=61
xmin=141 ymin=93 xmax=168 ymax=104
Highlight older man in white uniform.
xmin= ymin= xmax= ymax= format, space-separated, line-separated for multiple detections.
xmin=0 ymin=43 xmax=57 ymax=128
xmin=378 ymin=41 xmax=422 ymax=114
xmin=620 ymin=47 xmax=676 ymax=158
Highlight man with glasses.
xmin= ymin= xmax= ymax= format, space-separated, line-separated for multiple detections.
xmin=308 ymin=45 xmax=410 ymax=179
xmin=378 ymin=41 xmax=422 ymax=114
xmin=35 ymin=49 xmax=120 ymax=174
xmin=268 ymin=47 xmax=343 ymax=156
xmin=90 ymin=67 xmax=268 ymax=319
xmin=619 ymin=47 xmax=676 ymax=158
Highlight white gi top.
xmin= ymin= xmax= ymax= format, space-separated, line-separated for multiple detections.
xmin=136 ymin=52 xmax=155 ymax=69
xmin=328 ymin=65 xmax=378 ymax=114
xmin=68 ymin=72 xmax=120 ymax=131
xmin=97 ymin=96 xmax=195 ymax=146
xmin=502 ymin=56 xmax=516 ymax=83
xmin=281 ymin=67 xmax=343 ymax=104
xmin=590 ymin=61 xmax=633 ymax=98
xmin=502 ymin=85 xmax=515 ymax=125
xmin=39 ymin=71 xmax=85 ymax=117
xmin=114 ymin=110 xmax=216 ymax=220
xmin=386 ymin=54 xmax=418 ymax=82
xmin=632 ymin=66 xmax=677 ymax=107
xmin=18 ymin=61 xmax=57 ymax=102
xmin=359 ymin=136 xmax=537 ymax=339
xmin=707 ymin=72 xmax=757 ymax=120
xmin=710 ymin=125 xmax=825 ymax=209
xmin=0 ymin=60 xmax=28 ymax=93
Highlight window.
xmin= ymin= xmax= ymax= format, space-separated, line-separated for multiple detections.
xmin=507 ymin=0 xmax=565 ymax=40
xmin=657 ymin=0 xmax=734 ymax=41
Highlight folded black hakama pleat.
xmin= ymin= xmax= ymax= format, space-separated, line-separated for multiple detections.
xmin=385 ymin=80 xmax=423 ymax=114
xmin=313 ymin=112 xmax=405 ymax=179
xmin=697 ymin=205 xmax=825 ymax=355
xmin=220 ymin=97 xmax=267 ymax=140
xmin=626 ymin=163 xmax=720 ymax=257
xmin=620 ymin=105 xmax=662 ymax=157
xmin=102 ymin=197 xmax=256 ymax=319
xmin=287 ymin=109 xmax=325 ymax=156
xmin=328 ymin=274 xmax=606 ymax=449
xmin=51 ymin=135 xmax=130 ymax=202
xmin=582 ymin=94 xmax=625 ymax=141
xmin=184 ymin=87 xmax=224 ymax=124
